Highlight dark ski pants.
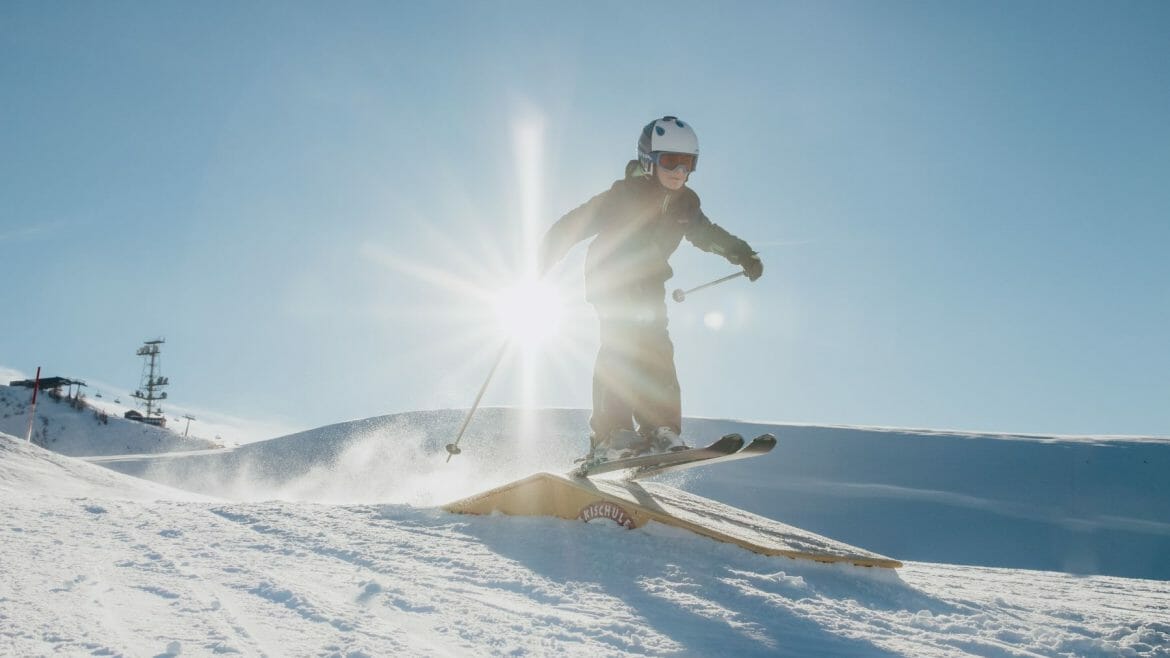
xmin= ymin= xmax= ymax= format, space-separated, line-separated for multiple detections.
xmin=589 ymin=292 xmax=681 ymax=446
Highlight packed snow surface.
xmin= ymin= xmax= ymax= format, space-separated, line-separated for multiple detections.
xmin=99 ymin=408 xmax=1170 ymax=580
xmin=2 ymin=407 xmax=1168 ymax=656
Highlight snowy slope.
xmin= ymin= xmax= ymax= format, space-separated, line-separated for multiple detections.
xmin=2 ymin=431 xmax=1168 ymax=657
xmin=0 ymin=384 xmax=219 ymax=456
xmin=0 ymin=434 xmax=208 ymax=502
xmin=96 ymin=408 xmax=1170 ymax=580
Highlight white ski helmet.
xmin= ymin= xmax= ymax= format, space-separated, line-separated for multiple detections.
xmin=637 ymin=115 xmax=699 ymax=173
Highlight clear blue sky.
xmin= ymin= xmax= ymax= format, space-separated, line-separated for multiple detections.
xmin=3 ymin=1 xmax=1168 ymax=438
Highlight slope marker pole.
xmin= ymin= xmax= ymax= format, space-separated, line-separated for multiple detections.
xmin=25 ymin=367 xmax=41 ymax=443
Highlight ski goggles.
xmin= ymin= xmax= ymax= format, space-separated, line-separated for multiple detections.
xmin=652 ymin=151 xmax=698 ymax=173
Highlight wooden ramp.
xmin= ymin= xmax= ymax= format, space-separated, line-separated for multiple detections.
xmin=444 ymin=472 xmax=902 ymax=569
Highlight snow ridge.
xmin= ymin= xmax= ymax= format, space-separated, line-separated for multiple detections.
xmin=2 ymin=405 xmax=1168 ymax=656
xmin=96 ymin=407 xmax=1170 ymax=580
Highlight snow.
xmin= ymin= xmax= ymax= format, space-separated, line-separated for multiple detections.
xmin=94 ymin=408 xmax=1170 ymax=580
xmin=0 ymin=377 xmax=291 ymax=449
xmin=0 ymin=384 xmax=221 ymax=456
xmin=2 ymin=406 xmax=1168 ymax=656
xmin=0 ymin=435 xmax=207 ymax=502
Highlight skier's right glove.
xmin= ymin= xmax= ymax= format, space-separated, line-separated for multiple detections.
xmin=738 ymin=252 xmax=764 ymax=282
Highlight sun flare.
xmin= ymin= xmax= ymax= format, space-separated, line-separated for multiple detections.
xmin=493 ymin=278 xmax=564 ymax=347
xmin=357 ymin=110 xmax=600 ymax=452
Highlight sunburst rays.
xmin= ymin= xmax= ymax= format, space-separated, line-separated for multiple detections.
xmin=359 ymin=111 xmax=597 ymax=450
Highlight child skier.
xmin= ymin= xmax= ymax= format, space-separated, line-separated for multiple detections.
xmin=538 ymin=116 xmax=764 ymax=462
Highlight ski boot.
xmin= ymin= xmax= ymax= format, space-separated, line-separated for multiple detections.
xmin=645 ymin=426 xmax=690 ymax=454
xmin=578 ymin=429 xmax=649 ymax=466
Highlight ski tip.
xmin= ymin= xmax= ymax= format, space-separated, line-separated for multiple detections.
xmin=719 ymin=434 xmax=746 ymax=451
xmin=754 ymin=434 xmax=777 ymax=449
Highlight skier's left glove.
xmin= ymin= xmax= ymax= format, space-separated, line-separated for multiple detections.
xmin=738 ymin=252 xmax=764 ymax=282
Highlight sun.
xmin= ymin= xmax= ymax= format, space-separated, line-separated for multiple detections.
xmin=354 ymin=110 xmax=599 ymax=455
xmin=492 ymin=278 xmax=564 ymax=347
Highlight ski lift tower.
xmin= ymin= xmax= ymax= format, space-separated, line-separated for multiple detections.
xmin=132 ymin=338 xmax=169 ymax=423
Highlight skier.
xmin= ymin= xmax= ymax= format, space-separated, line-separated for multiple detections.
xmin=538 ymin=116 xmax=764 ymax=463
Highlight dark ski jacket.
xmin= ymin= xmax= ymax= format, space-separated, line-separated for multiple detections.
xmin=540 ymin=161 xmax=755 ymax=305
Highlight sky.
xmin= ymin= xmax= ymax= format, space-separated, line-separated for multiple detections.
xmin=2 ymin=1 xmax=1168 ymax=440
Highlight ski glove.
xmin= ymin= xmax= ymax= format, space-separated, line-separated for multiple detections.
xmin=738 ymin=252 xmax=764 ymax=282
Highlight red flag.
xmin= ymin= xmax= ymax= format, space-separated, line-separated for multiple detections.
xmin=26 ymin=366 xmax=41 ymax=443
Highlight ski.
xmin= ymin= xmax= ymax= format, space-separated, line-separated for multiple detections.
xmin=623 ymin=433 xmax=776 ymax=481
xmin=571 ymin=433 xmax=745 ymax=479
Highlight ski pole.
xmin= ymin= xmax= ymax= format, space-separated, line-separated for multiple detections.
xmin=671 ymin=271 xmax=745 ymax=303
xmin=445 ymin=340 xmax=510 ymax=462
